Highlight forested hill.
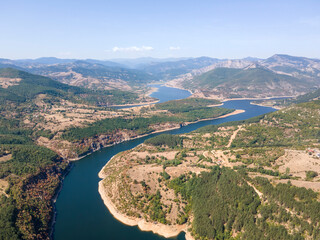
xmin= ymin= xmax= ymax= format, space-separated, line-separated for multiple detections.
xmin=100 ymin=99 xmax=320 ymax=240
xmin=277 ymin=88 xmax=320 ymax=106
xmin=182 ymin=65 xmax=311 ymax=98
xmin=0 ymin=68 xmax=150 ymax=239
xmin=0 ymin=68 xmax=141 ymax=106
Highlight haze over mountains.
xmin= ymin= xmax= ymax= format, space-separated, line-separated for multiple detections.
xmin=1 ymin=54 xmax=320 ymax=99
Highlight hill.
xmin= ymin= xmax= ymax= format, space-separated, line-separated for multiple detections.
xmin=182 ymin=65 xmax=311 ymax=98
xmin=261 ymin=54 xmax=320 ymax=83
xmin=99 ymin=99 xmax=320 ymax=240
xmin=263 ymin=87 xmax=320 ymax=108
xmin=0 ymin=68 xmax=143 ymax=106
xmin=0 ymin=94 xmax=232 ymax=239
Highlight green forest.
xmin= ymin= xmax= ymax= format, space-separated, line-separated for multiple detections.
xmin=167 ymin=167 xmax=320 ymax=240
xmin=0 ymin=117 xmax=68 ymax=239
xmin=61 ymin=99 xmax=232 ymax=141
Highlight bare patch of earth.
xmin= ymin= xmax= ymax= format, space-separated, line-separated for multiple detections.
xmin=0 ymin=77 xmax=21 ymax=88
xmin=277 ymin=149 xmax=320 ymax=179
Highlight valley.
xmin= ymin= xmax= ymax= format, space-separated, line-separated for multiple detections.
xmin=2 ymin=1 xmax=320 ymax=240
xmin=0 ymin=54 xmax=320 ymax=240
xmin=0 ymin=68 xmax=238 ymax=239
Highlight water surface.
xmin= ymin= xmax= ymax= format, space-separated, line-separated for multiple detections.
xmin=149 ymin=84 xmax=191 ymax=103
xmin=115 ymin=84 xmax=191 ymax=109
xmin=54 ymin=87 xmax=276 ymax=240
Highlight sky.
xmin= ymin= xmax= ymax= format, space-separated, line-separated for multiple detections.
xmin=1 ymin=0 xmax=320 ymax=60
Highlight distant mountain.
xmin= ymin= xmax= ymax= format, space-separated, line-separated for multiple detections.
xmin=26 ymin=60 xmax=157 ymax=91
xmin=260 ymin=54 xmax=320 ymax=83
xmin=182 ymin=65 xmax=311 ymax=98
xmin=0 ymin=58 xmax=153 ymax=90
xmin=0 ymin=58 xmax=28 ymax=70
xmin=0 ymin=57 xmax=126 ymax=68
xmin=0 ymin=62 xmax=25 ymax=71
xmin=0 ymin=68 xmax=141 ymax=106
xmin=141 ymin=57 xmax=222 ymax=80
xmin=84 ymin=59 xmax=126 ymax=68
xmin=242 ymin=56 xmax=262 ymax=61
xmin=110 ymin=57 xmax=191 ymax=68
xmin=2 ymin=54 xmax=320 ymax=95
xmin=0 ymin=57 xmax=78 ymax=68
xmin=17 ymin=57 xmax=77 ymax=65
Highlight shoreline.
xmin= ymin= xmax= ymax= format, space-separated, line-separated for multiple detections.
xmin=163 ymin=82 xmax=194 ymax=95
xmin=109 ymin=86 xmax=162 ymax=108
xmin=97 ymin=110 xmax=244 ymax=174
xmin=221 ymin=95 xmax=294 ymax=102
xmin=96 ymin=109 xmax=246 ymax=239
xmin=182 ymin=109 xmax=245 ymax=126
xmin=163 ymin=82 xmax=294 ymax=102
xmin=49 ymin=162 xmax=73 ymax=239
xmin=110 ymin=99 xmax=159 ymax=108
xmin=249 ymin=102 xmax=282 ymax=110
xmin=53 ymin=108 xmax=246 ymax=239
xmin=68 ymin=109 xmax=245 ymax=162
xmin=67 ymin=125 xmax=183 ymax=162
xmin=98 ymin=175 xmax=190 ymax=239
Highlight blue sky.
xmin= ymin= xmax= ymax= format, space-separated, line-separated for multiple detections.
xmin=1 ymin=0 xmax=319 ymax=59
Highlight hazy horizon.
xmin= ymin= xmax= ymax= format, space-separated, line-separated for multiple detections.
xmin=2 ymin=54 xmax=319 ymax=62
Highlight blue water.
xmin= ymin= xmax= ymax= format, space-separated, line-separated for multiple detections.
xmin=54 ymin=88 xmax=276 ymax=240
xmin=149 ymin=85 xmax=191 ymax=103
xmin=114 ymin=85 xmax=191 ymax=109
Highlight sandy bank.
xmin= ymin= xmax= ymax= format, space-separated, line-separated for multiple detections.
xmin=163 ymin=83 xmax=193 ymax=95
xmin=221 ymin=95 xmax=294 ymax=102
xmin=98 ymin=180 xmax=189 ymax=238
xmin=215 ymin=109 xmax=245 ymax=119
xmin=249 ymin=102 xmax=282 ymax=110
xmin=182 ymin=109 xmax=245 ymax=126
xmin=110 ymin=99 xmax=159 ymax=108
xmin=109 ymin=86 xmax=163 ymax=108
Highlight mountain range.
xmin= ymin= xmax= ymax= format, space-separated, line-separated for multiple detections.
xmin=167 ymin=54 xmax=320 ymax=99
xmin=1 ymin=54 xmax=320 ymax=98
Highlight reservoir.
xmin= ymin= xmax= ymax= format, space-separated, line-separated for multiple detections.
xmin=54 ymin=86 xmax=276 ymax=240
